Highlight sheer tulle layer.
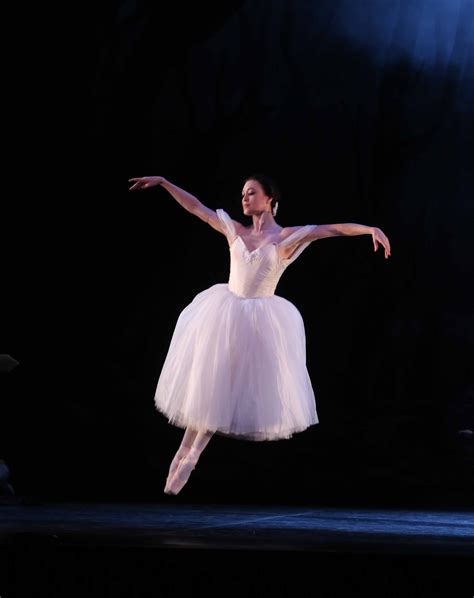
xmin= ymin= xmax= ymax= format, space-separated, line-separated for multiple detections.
xmin=154 ymin=283 xmax=318 ymax=441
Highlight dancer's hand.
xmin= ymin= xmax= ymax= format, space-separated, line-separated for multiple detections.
xmin=372 ymin=227 xmax=391 ymax=259
xmin=128 ymin=176 xmax=167 ymax=190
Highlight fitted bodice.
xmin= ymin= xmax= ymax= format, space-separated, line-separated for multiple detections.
xmin=216 ymin=209 xmax=317 ymax=298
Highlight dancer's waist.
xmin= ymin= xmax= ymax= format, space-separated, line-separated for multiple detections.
xmin=227 ymin=283 xmax=275 ymax=299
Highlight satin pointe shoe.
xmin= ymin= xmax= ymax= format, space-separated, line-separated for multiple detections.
xmin=165 ymin=447 xmax=201 ymax=495
xmin=164 ymin=448 xmax=190 ymax=494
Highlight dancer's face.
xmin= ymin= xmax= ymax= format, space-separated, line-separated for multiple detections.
xmin=241 ymin=180 xmax=272 ymax=216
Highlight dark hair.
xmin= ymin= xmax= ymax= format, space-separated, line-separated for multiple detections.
xmin=243 ymin=173 xmax=281 ymax=214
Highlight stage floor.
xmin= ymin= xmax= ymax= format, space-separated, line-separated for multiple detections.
xmin=1 ymin=501 xmax=473 ymax=596
xmin=0 ymin=501 xmax=473 ymax=555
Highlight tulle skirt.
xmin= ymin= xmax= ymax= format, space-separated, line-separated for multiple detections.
xmin=154 ymin=283 xmax=318 ymax=441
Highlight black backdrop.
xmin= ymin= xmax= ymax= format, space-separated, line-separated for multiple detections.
xmin=2 ymin=0 xmax=473 ymax=506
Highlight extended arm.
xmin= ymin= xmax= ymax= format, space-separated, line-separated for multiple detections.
xmin=307 ymin=222 xmax=391 ymax=259
xmin=128 ymin=175 xmax=225 ymax=234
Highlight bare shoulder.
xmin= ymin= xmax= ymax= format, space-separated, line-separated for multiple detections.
xmin=230 ymin=219 xmax=248 ymax=235
xmin=278 ymin=225 xmax=307 ymax=241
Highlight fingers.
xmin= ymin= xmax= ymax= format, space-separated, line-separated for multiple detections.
xmin=129 ymin=177 xmax=148 ymax=190
xmin=373 ymin=238 xmax=392 ymax=258
xmin=373 ymin=230 xmax=392 ymax=258
xmin=129 ymin=177 xmax=142 ymax=191
xmin=128 ymin=176 xmax=157 ymax=190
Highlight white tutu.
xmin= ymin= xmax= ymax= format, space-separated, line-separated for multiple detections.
xmin=154 ymin=209 xmax=319 ymax=441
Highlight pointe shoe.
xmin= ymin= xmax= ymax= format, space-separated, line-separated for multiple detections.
xmin=163 ymin=448 xmax=190 ymax=494
xmin=165 ymin=448 xmax=200 ymax=495
xmin=164 ymin=470 xmax=181 ymax=495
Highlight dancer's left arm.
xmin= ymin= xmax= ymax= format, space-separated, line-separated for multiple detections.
xmin=307 ymin=223 xmax=392 ymax=259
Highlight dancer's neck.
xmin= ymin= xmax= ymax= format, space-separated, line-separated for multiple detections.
xmin=250 ymin=211 xmax=278 ymax=234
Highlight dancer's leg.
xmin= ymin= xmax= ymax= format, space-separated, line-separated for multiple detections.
xmin=165 ymin=430 xmax=214 ymax=495
xmin=165 ymin=427 xmax=198 ymax=486
xmin=192 ymin=430 xmax=214 ymax=453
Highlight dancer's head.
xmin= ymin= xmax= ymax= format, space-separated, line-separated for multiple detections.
xmin=241 ymin=173 xmax=280 ymax=218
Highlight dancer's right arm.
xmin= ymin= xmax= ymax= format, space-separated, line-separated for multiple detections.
xmin=128 ymin=176 xmax=239 ymax=235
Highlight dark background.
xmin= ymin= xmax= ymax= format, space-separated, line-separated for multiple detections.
xmin=2 ymin=0 xmax=473 ymax=506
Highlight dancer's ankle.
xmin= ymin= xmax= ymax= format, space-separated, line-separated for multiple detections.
xmin=185 ymin=447 xmax=201 ymax=462
xmin=167 ymin=446 xmax=192 ymax=477
xmin=166 ymin=448 xmax=201 ymax=495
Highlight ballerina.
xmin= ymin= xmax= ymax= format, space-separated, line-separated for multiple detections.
xmin=129 ymin=173 xmax=391 ymax=495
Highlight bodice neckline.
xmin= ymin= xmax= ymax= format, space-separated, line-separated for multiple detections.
xmin=233 ymin=235 xmax=278 ymax=255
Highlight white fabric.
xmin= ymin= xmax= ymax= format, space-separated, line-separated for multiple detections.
xmin=154 ymin=208 xmax=319 ymax=441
